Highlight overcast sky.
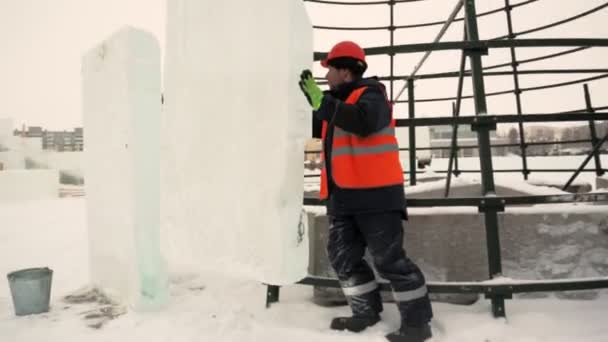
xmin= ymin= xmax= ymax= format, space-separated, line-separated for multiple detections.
xmin=1 ymin=0 xmax=607 ymax=130
xmin=0 ymin=0 xmax=165 ymax=130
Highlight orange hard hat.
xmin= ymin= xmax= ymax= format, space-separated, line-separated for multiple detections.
xmin=321 ymin=41 xmax=367 ymax=68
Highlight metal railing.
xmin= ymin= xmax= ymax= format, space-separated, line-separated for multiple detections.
xmin=271 ymin=0 xmax=608 ymax=318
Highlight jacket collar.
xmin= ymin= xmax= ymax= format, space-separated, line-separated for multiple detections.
xmin=329 ymin=76 xmax=384 ymax=100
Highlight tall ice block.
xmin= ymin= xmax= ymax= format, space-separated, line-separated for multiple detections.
xmin=162 ymin=1 xmax=313 ymax=284
xmin=82 ymin=27 xmax=168 ymax=309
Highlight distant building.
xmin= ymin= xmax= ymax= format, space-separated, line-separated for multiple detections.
xmin=429 ymin=125 xmax=508 ymax=158
xmin=73 ymin=128 xmax=84 ymax=151
xmin=21 ymin=126 xmax=43 ymax=137
xmin=557 ymin=123 xmax=608 ymax=155
xmin=13 ymin=126 xmax=83 ymax=152
xmin=304 ymin=139 xmax=321 ymax=162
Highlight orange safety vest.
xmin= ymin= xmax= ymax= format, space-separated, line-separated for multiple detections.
xmin=320 ymin=86 xmax=404 ymax=199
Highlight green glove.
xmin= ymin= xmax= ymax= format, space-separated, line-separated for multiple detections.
xmin=299 ymin=69 xmax=323 ymax=111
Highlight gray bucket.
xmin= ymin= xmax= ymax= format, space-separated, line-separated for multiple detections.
xmin=7 ymin=267 xmax=53 ymax=316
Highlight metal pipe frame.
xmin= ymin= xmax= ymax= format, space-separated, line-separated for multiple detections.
xmin=503 ymin=0 xmax=529 ymax=179
xmin=445 ymin=27 xmax=468 ymax=197
xmin=307 ymin=0 xmax=537 ymax=30
xmin=303 ymin=191 xmax=608 ymax=207
xmin=584 ymin=84 xmax=604 ymax=176
xmin=393 ymin=0 xmax=464 ymax=102
xmin=313 ymin=39 xmax=608 ymax=61
xmin=463 ymin=0 xmax=505 ymax=318
xmin=562 ymin=132 xmax=608 ymax=191
xmin=290 ymin=0 xmax=608 ymax=319
xmin=394 ymin=112 xmax=608 ymax=126
xmin=394 ymin=73 xmax=608 ymax=103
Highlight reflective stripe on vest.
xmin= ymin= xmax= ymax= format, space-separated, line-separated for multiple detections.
xmin=333 ymin=126 xmax=398 ymax=157
xmin=319 ymin=86 xmax=404 ymax=199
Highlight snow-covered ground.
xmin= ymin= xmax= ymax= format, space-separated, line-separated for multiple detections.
xmin=1 ymin=197 xmax=608 ymax=341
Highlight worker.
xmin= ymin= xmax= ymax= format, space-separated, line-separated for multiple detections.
xmin=298 ymin=41 xmax=433 ymax=342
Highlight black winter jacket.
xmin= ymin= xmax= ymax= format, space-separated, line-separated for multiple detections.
xmin=313 ymin=77 xmax=407 ymax=218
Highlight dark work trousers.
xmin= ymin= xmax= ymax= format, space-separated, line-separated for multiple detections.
xmin=327 ymin=211 xmax=433 ymax=327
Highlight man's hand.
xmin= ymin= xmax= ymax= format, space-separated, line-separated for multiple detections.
xmin=299 ymin=69 xmax=323 ymax=111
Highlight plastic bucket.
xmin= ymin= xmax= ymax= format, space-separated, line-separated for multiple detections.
xmin=7 ymin=267 xmax=53 ymax=316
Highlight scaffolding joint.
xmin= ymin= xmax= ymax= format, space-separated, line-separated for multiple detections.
xmin=478 ymin=198 xmax=506 ymax=213
xmin=464 ymin=46 xmax=489 ymax=56
xmin=485 ymin=291 xmax=513 ymax=299
xmin=471 ymin=116 xmax=498 ymax=132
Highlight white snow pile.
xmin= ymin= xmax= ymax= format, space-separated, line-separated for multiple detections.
xmin=1 ymin=197 xmax=608 ymax=342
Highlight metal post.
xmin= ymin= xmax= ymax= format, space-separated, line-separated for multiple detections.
xmin=563 ymin=132 xmax=608 ymax=191
xmin=504 ymin=0 xmax=530 ymax=180
xmin=445 ymin=28 xmax=468 ymax=197
xmin=583 ymin=84 xmax=604 ymax=176
xmin=408 ymin=78 xmax=417 ymax=185
xmin=464 ymin=0 xmax=505 ymax=318
xmin=454 ymin=144 xmax=460 ymax=176
xmin=394 ymin=0 xmax=464 ymax=102
xmin=389 ymin=0 xmax=395 ymax=101
xmin=445 ymin=103 xmax=459 ymax=197
xmin=266 ymin=285 xmax=280 ymax=308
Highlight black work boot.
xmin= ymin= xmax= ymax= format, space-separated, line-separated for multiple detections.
xmin=330 ymin=315 xmax=381 ymax=332
xmin=330 ymin=286 xmax=383 ymax=332
xmin=370 ymin=288 xmax=384 ymax=314
xmin=385 ymin=323 xmax=432 ymax=342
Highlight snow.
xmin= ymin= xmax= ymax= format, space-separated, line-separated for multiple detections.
xmin=431 ymin=155 xmax=608 ymax=188
xmin=0 ymin=118 xmax=13 ymax=147
xmin=0 ymin=117 xmax=83 ymax=179
xmin=403 ymin=176 xmax=567 ymax=197
xmin=473 ymin=275 xmax=608 ymax=286
xmin=0 ymin=118 xmax=25 ymax=169
xmin=0 ymin=170 xmax=59 ymax=202
xmin=406 ymin=177 xmax=476 ymax=195
xmin=0 ymin=151 xmax=25 ymax=169
xmin=537 ymin=221 xmax=599 ymax=237
xmin=2 ymin=197 xmax=608 ymax=341
xmin=161 ymin=0 xmax=312 ymax=285
xmin=3 ymin=1 xmax=608 ymax=338
xmin=33 ymin=152 xmax=83 ymax=179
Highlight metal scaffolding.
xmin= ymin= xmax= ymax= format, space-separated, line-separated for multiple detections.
xmin=278 ymin=0 xmax=608 ymax=318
